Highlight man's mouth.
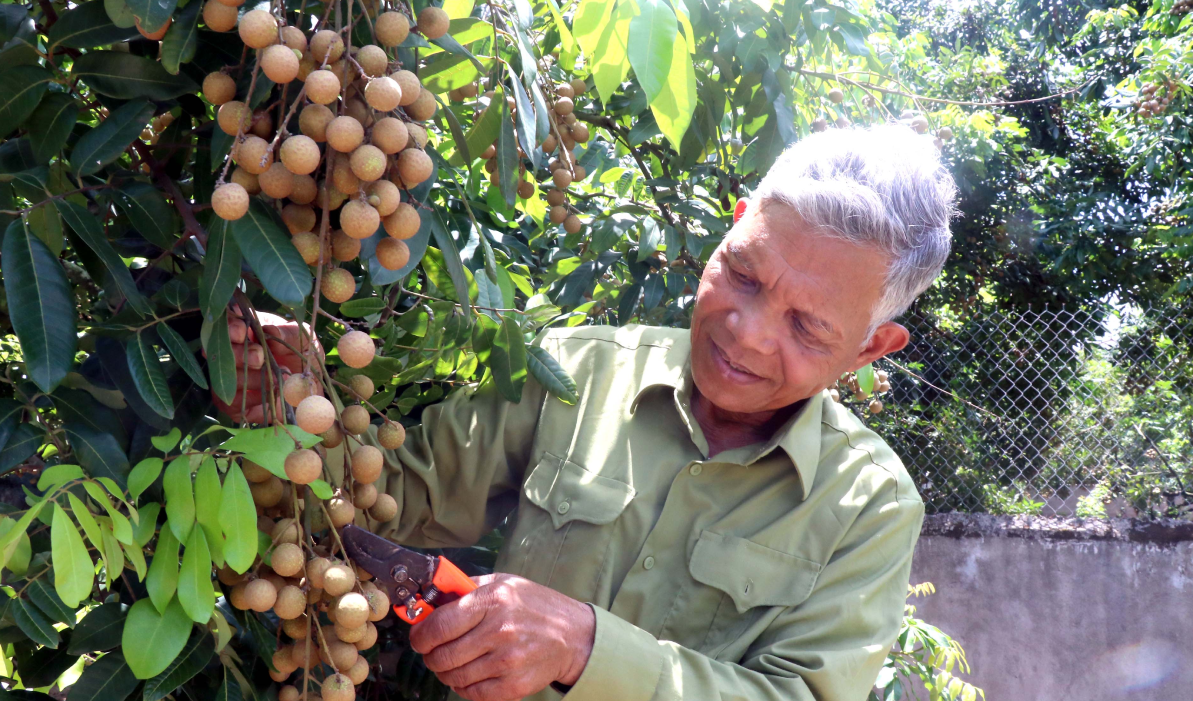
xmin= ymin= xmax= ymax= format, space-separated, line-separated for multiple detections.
xmin=712 ymin=341 xmax=762 ymax=381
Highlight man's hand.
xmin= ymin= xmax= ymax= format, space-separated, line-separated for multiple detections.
xmin=208 ymin=310 xmax=322 ymax=423
xmin=410 ymin=573 xmax=596 ymax=701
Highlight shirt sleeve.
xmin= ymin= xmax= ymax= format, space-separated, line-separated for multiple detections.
xmin=563 ymin=491 xmax=925 ymax=701
xmin=336 ymin=373 xmax=547 ymax=549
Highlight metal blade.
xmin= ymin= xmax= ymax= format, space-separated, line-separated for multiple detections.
xmin=339 ymin=525 xmax=436 ymax=604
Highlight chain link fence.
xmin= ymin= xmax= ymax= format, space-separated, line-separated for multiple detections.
xmin=862 ymin=303 xmax=1193 ymax=520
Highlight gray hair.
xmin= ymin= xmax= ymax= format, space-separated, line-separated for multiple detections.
xmin=753 ymin=122 xmax=959 ymax=329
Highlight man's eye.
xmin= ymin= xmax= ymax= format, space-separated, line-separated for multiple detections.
xmin=729 ymin=268 xmax=756 ymax=289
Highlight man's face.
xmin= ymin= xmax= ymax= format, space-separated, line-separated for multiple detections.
xmin=689 ymin=200 xmax=909 ymax=415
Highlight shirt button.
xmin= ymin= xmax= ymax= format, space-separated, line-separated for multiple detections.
xmin=557 ymin=501 xmax=571 ymax=515
xmin=643 ymin=556 xmax=655 ymax=570
xmin=689 ymin=464 xmax=703 ymax=476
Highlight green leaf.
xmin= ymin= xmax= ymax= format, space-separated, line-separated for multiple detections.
xmin=0 ymin=65 xmax=52 ymax=139
xmin=421 ymin=53 xmax=488 ymax=93
xmin=126 ymin=332 xmax=175 ymax=420
xmin=490 ymin=315 xmax=528 ymax=403
xmin=27 ymin=94 xmax=79 ymax=163
xmin=55 ymin=199 xmax=152 ymax=315
xmin=84 ymin=482 xmax=133 ymax=544
xmin=194 ymin=457 xmax=222 ymax=553
xmin=26 ymin=578 xmax=76 ymax=628
xmin=307 ymin=479 xmax=333 ymax=500
xmin=2 ymin=219 xmax=78 ymax=393
xmin=627 ymin=0 xmax=677 ymax=102
xmin=162 ymin=456 xmax=194 ymax=543
xmin=339 ymin=297 xmax=387 ymax=318
xmin=122 ymin=540 xmax=147 ymax=581
xmin=134 ymin=502 xmax=161 ymax=547
xmin=69 ymin=602 xmax=128 ymax=654
xmin=14 ymin=598 xmax=61 ymax=648
xmin=65 ymin=650 xmax=139 ymax=701
xmin=177 ymin=527 xmax=214 ymax=624
xmin=219 ymin=426 xmax=320 ymax=479
xmin=0 ymin=497 xmax=46 ymax=557
xmin=156 ymin=323 xmax=207 ymax=389
xmin=229 ymin=201 xmax=313 ymax=306
xmin=203 ymin=313 xmax=237 ymax=405
xmin=545 ymin=0 xmax=576 ymax=54
xmin=51 ymin=503 xmax=94 ymax=608
xmin=66 ymin=492 xmax=107 ymax=560
xmin=128 ymin=457 xmax=164 ymax=501
xmin=146 ymin=524 xmax=179 ymax=614
xmin=150 ymin=428 xmax=182 ymax=454
xmin=0 ymin=518 xmax=31 ymax=574
xmin=121 ymin=597 xmax=192 ymax=679
xmin=457 ymin=96 xmax=503 ymax=166
xmin=0 ymin=397 xmax=23 ymax=453
xmin=526 ymin=345 xmax=579 ymax=404
xmin=71 ymin=51 xmax=199 ymax=100
xmin=142 ymin=628 xmax=215 ymax=701
xmin=211 ymin=669 xmax=243 ymax=701
xmin=218 ymin=463 xmax=257 ymax=573
xmin=47 ymin=1 xmax=139 ymax=50
xmin=650 ymin=38 xmax=696 ymax=147
xmin=429 ymin=212 xmax=472 ymax=314
xmin=37 ymin=464 xmax=85 ymax=491
xmin=126 ymin=0 xmax=177 ymax=34
xmin=0 ymin=423 xmax=43 ymax=474
xmin=56 ymin=392 xmax=130 ymax=488
xmin=591 ymin=0 xmax=634 ymax=105
xmin=113 ymin=182 xmax=178 ymax=250
xmin=198 ymin=218 xmax=241 ymax=322
xmin=69 ymin=99 xmax=155 ymax=178
xmin=160 ymin=0 xmax=200 ymax=75
xmin=856 ymin=363 xmax=876 ymax=395
xmin=496 ymin=91 xmax=518 ymax=207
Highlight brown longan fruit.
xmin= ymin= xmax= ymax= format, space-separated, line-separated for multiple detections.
xmin=388 ymin=70 xmax=419 ymax=106
xmin=363 ymin=588 xmax=390 ymax=622
xmin=355 ymin=621 xmax=378 ymax=651
xmin=376 ymin=237 xmax=410 ymax=271
xmin=306 ymin=557 xmax=332 ymax=589
xmin=549 ymin=205 xmax=567 ymax=224
xmin=541 ymin=133 xmax=558 ymax=153
xmin=271 ymin=517 xmax=302 ymax=545
xmin=280 ymin=686 xmax=301 ymax=701
xmin=341 ymin=199 xmax=381 ymax=239
xmin=290 ymin=641 xmax=319 ymax=669
xmin=417 ymin=6 xmax=449 ymax=39
xmin=365 ymin=76 xmax=402 ymax=112
xmin=203 ymin=1 xmax=238 ymax=32
xmin=349 ymin=144 xmax=386 ymax=182
xmin=291 ymin=231 xmax=322 ymax=265
xmin=281 ymin=614 xmax=309 ymax=640
xmin=573 ymin=164 xmax=587 ymax=180
xmin=369 ymin=492 xmax=398 ymax=522
xmin=371 ymin=117 xmax=408 ymax=154
xmin=230 ymin=166 xmax=260 ymax=195
xmin=335 ymin=592 xmax=370 ymax=629
xmin=352 ymin=482 xmax=378 ymax=510
xmin=383 ymin=202 xmax=420 ymax=240
xmin=289 ymin=174 xmax=317 ymax=205
xmin=310 ymin=29 xmax=345 ymax=63
xmin=517 ymin=179 xmax=535 ymax=199
xmin=228 ymin=582 xmax=251 ymax=610
xmin=366 ymin=180 xmax=400 ymax=216
xmin=202 ymin=72 xmax=236 ymax=105
xmin=233 ymin=134 xmax=273 ymax=174
xmin=331 ymin=155 xmax=362 ymax=195
xmin=563 ymin=214 xmax=582 ymax=234
xmin=554 ymin=96 xmax=574 ymax=115
xmin=305 ymin=70 xmax=342 ymax=105
xmin=321 ymin=423 xmax=346 ymax=451
xmin=332 ymin=230 xmax=362 ymax=261
xmin=322 ymin=267 xmax=356 ymax=304
xmin=271 ymin=542 xmax=305 ymax=577
xmin=335 ymin=620 xmax=367 ymax=643
xmin=217 ymin=566 xmax=247 ymax=586
xmin=245 ymin=578 xmax=279 ymax=612
xmin=282 ymin=203 xmax=317 ymax=234
xmin=322 ymin=564 xmax=355 ymax=596
xmin=396 ymin=149 xmax=432 ymax=186
xmin=326 ymin=495 xmax=357 ymax=528
xmin=316 ymin=180 xmax=349 ymax=211
xmin=356 ymin=45 xmax=389 ymax=77
xmin=259 ymin=162 xmax=296 ymax=199
xmin=552 ymin=169 xmax=573 ymax=189
xmin=280 ymin=25 xmax=306 ymax=51
xmin=212 ymin=182 xmax=249 ymax=220
xmin=546 ymin=188 xmax=566 ymax=207
xmin=274 ymin=585 xmax=307 ymax=619
xmin=570 ymin=78 xmax=587 ymax=95
xmin=378 ymin=420 xmax=405 ymax=450
xmin=323 ymin=642 xmax=359 ymax=675
xmin=338 ymin=330 xmax=375 ymax=369
xmin=284 ymin=448 xmax=323 ymax=484
xmin=250 ymin=109 xmax=274 ymax=138
xmin=351 ymin=445 xmax=384 ymax=483
xmin=296 ymin=394 xmax=336 ymax=434
xmin=238 ymin=10 xmax=278 ymax=49
xmin=405 ymin=88 xmax=437 ymax=121
xmin=348 ymin=375 xmax=374 ymax=400
xmin=277 ymin=134 xmax=319 ymax=175
xmin=375 ymin=11 xmax=410 ymax=46
xmin=326 ymin=116 xmax=364 ymax=152
xmin=242 ymin=459 xmax=272 ymax=483
xmin=339 ymin=405 xmax=369 ymax=436
xmin=555 ymin=83 xmax=574 ymax=100
xmin=283 ymin=373 xmax=316 ymax=407
xmin=261 ymin=44 xmax=300 ymax=83
xmin=299 ymin=104 xmax=335 ymax=142
xmin=272 ymin=647 xmax=298 ymax=675
xmin=217 ymin=100 xmax=252 ymax=135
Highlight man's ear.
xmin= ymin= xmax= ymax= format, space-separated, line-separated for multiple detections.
xmin=733 ymin=198 xmax=748 ymax=224
xmin=850 ymin=321 xmax=909 ymax=370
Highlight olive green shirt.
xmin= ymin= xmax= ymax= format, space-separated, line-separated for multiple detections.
xmin=343 ymin=324 xmax=924 ymax=701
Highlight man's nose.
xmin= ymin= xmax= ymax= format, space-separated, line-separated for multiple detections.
xmin=727 ymin=299 xmax=778 ymax=356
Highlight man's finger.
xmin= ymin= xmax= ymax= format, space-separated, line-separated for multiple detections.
xmin=235 ymin=368 xmax=266 ymax=390
xmin=454 ymin=676 xmax=521 ymax=701
xmin=230 ymin=343 xmax=265 ymax=370
xmin=432 ymin=651 xmax=504 ymax=691
xmin=229 ymin=317 xmax=249 ymax=345
xmin=409 ymin=595 xmax=489 ymax=655
xmin=422 ymin=623 xmax=495 ymax=674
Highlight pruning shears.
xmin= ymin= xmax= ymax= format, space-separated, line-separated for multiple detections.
xmin=340 ymin=524 xmax=478 ymax=624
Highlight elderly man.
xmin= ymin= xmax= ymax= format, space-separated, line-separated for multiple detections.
xmin=221 ymin=122 xmax=957 ymax=701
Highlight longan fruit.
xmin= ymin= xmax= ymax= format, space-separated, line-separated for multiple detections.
xmin=369 ymin=492 xmax=398 ymax=522
xmin=341 ymin=199 xmax=381 ymax=239
xmin=405 ymin=88 xmax=437 ymax=121
xmin=217 ymin=566 xmax=247 ymax=586
xmin=271 ymin=542 xmax=305 ymax=577
xmin=296 ymin=394 xmax=336 ymax=434
xmin=355 ymin=622 xmax=378 ymax=650
xmin=366 ymin=180 xmax=400 ymax=216
xmin=332 ymin=230 xmax=362 ymax=261
xmin=363 ymin=588 xmax=390 ymax=622
xmin=570 ymin=78 xmax=587 ymax=95
xmin=396 ymin=149 xmax=433 ymax=186
xmin=417 ymin=6 xmax=450 ymax=40
xmin=546 ymin=188 xmax=566 ymax=207
xmin=375 ymin=11 xmax=410 ymax=47
xmin=552 ymin=169 xmax=573 ymax=189
xmin=517 ymin=179 xmax=534 ymax=199
xmin=323 ymin=641 xmax=358 ymax=675
xmin=284 ymin=448 xmax=323 ymax=484
xmin=355 ymin=563 xmax=373 ymax=582
xmin=282 ymin=373 xmax=317 ymax=408
xmin=202 ymin=72 xmax=236 ymax=105
xmin=351 ymin=445 xmax=384 ymax=483
xmin=335 ymin=620 xmax=367 ymax=643
xmin=203 ymin=0 xmax=239 ymax=32
xmin=352 ymin=482 xmax=378 ymax=510
xmin=376 ymin=237 xmax=410 ymax=270
xmin=564 ymin=214 xmax=582 ymax=234
xmin=349 ymin=144 xmax=387 ymax=182
xmin=278 ymin=134 xmax=319 ymax=175
xmin=335 ymin=592 xmax=370 ymax=629
xmin=280 ymin=686 xmax=301 ymax=701
xmin=322 ymin=267 xmax=356 ymax=304
xmin=310 ymin=29 xmax=345 ymax=63
xmin=326 ymin=116 xmax=365 ymax=152
xmin=572 ymin=123 xmax=590 ymax=143
xmin=389 ymin=70 xmax=420 ymax=106
xmin=327 ymin=495 xmax=357 ymax=528
xmin=212 ymin=182 xmax=249 ymax=220
xmin=300 ymin=104 xmax=335 ymax=142
xmin=555 ymin=83 xmax=574 ymax=100
xmin=383 ymin=202 xmax=420 ymax=239
xmin=554 ymin=96 xmax=574 ymax=115
xmin=290 ymin=174 xmax=318 ymax=204
xmin=339 ymin=405 xmax=370 ymax=436
xmin=245 ymin=578 xmax=279 ymax=612
xmin=217 ymin=100 xmax=252 ymax=135
xmin=239 ymin=9 xmax=279 ymax=49
xmin=262 ymin=44 xmax=300 ymax=83
xmin=371 ymin=117 xmax=409 ymax=154
xmin=348 ymin=375 xmax=375 ymax=400
xmin=281 ymin=614 xmax=309 ymax=640
xmin=549 ymin=205 xmax=568 ymax=224
xmin=356 ymin=45 xmax=389 ymax=77
xmin=365 ymin=76 xmax=402 ymax=111
xmin=228 ymin=168 xmax=259 ymax=197
xmin=274 ymin=585 xmax=307 ymax=619
xmin=228 ymin=582 xmax=251 ymax=610
xmin=272 ymin=517 xmax=302 ymax=545
xmin=316 ymin=179 xmax=349 ymax=211
xmin=337 ymin=330 xmax=375 ymax=369
xmin=378 ymin=420 xmax=405 ymax=450
xmin=305 ymin=70 xmax=342 ymax=105
xmin=573 ymin=164 xmax=588 ymax=180
xmin=233 ymin=135 xmax=273 ymax=174
xmin=242 ymin=459 xmax=271 ymax=484
xmin=541 ymin=133 xmax=558 ymax=153
xmin=272 ymin=647 xmax=298 ymax=675
xmin=281 ymin=25 xmax=307 ymax=51
xmin=213 ymin=0 xmax=243 ymax=7
xmin=321 ymin=424 xmax=346 ymax=451
xmin=322 ymin=564 xmax=355 ymax=596
xmin=306 ymin=557 xmax=332 ymax=589
xmin=331 ymin=155 xmax=362 ymax=195
xmin=259 ymin=162 xmax=296 ymax=199
xmin=290 ymin=641 xmax=319 ymax=669
xmin=282 ymin=203 xmax=317 ymax=234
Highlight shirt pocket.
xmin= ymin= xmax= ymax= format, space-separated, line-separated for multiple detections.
xmin=685 ymin=530 xmax=823 ymax=658
xmin=505 ymin=452 xmax=636 ymax=599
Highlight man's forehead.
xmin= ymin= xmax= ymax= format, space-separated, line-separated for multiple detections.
xmin=722 ymin=235 xmax=840 ymax=335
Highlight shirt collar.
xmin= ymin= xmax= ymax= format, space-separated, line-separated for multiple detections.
xmin=627 ymin=335 xmax=824 ymax=500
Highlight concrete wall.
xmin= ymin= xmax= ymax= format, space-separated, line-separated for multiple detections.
xmin=908 ymin=514 xmax=1193 ymax=701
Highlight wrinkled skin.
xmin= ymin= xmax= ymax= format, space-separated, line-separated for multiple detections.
xmin=214 ymin=199 xmax=912 ymax=701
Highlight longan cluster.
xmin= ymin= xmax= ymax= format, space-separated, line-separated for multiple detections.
xmin=1135 ymin=81 xmax=1175 ymax=118
xmin=830 ymin=369 xmax=891 ymax=415
xmin=203 ymin=5 xmax=452 ymax=283
xmin=1172 ymin=0 xmax=1192 ymax=15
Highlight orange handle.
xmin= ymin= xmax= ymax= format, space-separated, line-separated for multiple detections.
xmin=394 ymin=556 xmax=478 ymax=625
